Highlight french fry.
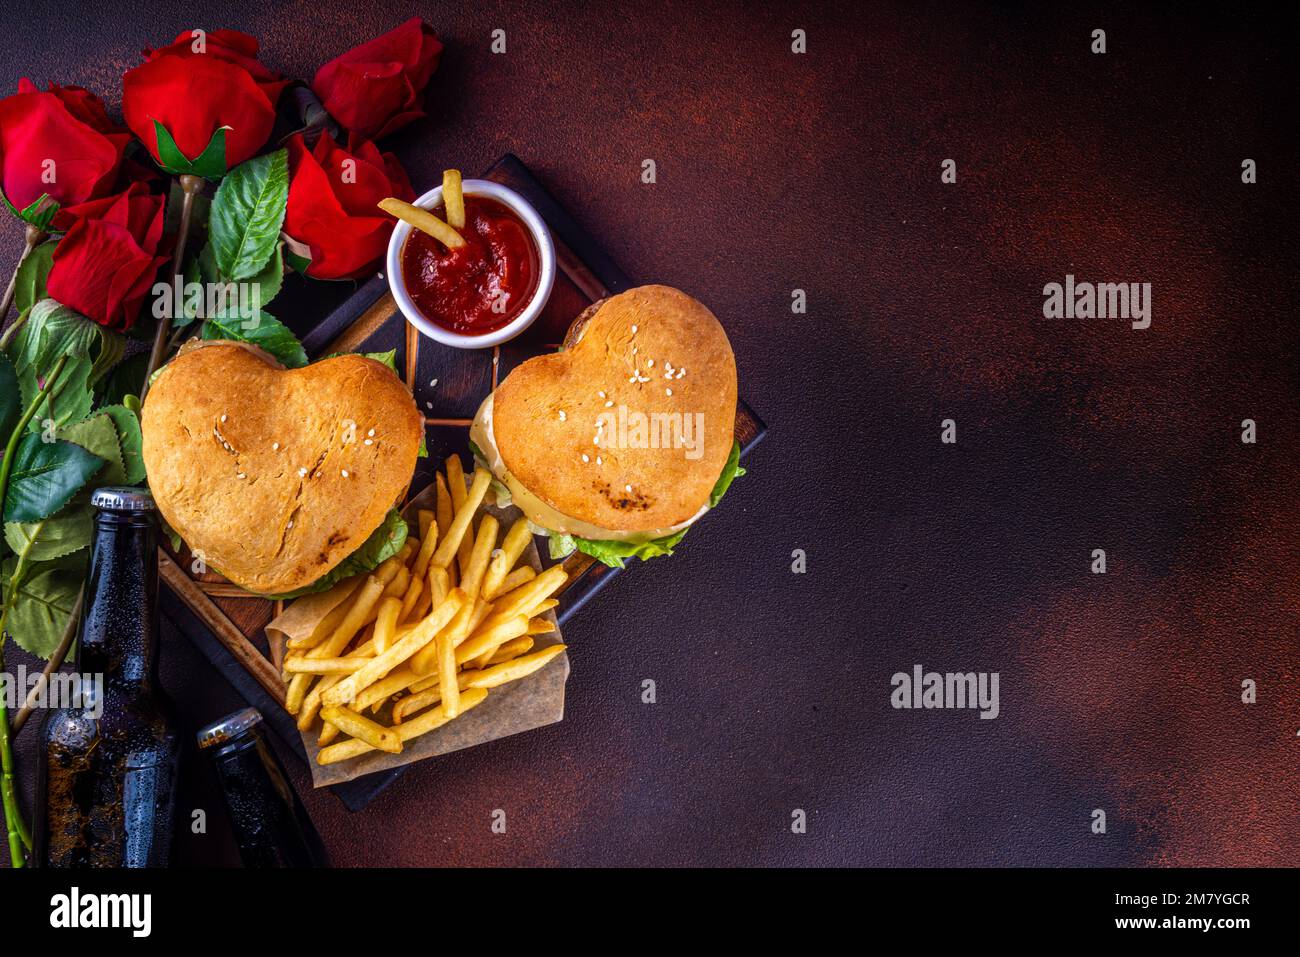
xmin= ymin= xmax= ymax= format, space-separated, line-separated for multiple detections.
xmin=382 ymin=564 xmax=410 ymax=603
xmin=442 ymin=169 xmax=465 ymax=230
xmin=486 ymin=565 xmax=535 ymax=601
xmin=461 ymin=514 xmax=499 ymax=599
xmin=526 ymin=618 xmax=556 ymax=636
xmin=373 ymin=596 xmax=402 ymax=654
xmin=391 ymin=688 xmax=440 ymax=724
xmin=398 ymin=575 xmax=425 ymax=624
xmin=445 ymin=455 xmax=475 ymax=575
xmin=531 ymin=599 xmax=559 ymax=615
xmin=354 ymin=665 xmax=422 ymax=712
xmin=411 ymin=596 xmax=475 ymax=674
xmin=392 ymin=668 xmax=479 ymax=723
xmin=481 ymin=518 xmax=532 ymax=599
xmin=411 ymin=515 xmax=439 ymax=582
xmin=378 ymin=197 xmax=465 ymax=249
xmin=322 ymin=591 xmax=466 ymax=707
xmin=418 ymin=509 xmax=434 ymax=544
xmin=311 ymin=575 xmax=384 ymax=659
xmin=318 ymin=688 xmax=488 ymax=765
xmin=432 ymin=468 xmax=491 ymax=570
xmin=469 ymin=598 xmax=493 ymax=634
xmin=319 ymin=722 xmax=339 ymax=746
xmin=456 ymin=613 xmax=530 ymax=667
xmin=297 ymin=674 xmax=344 ymax=731
xmin=428 ymin=565 xmax=449 ymax=610
xmin=285 ymin=673 xmax=312 ymax=715
xmin=446 ymin=454 xmax=466 ymax=505
xmin=435 ymin=472 xmax=453 ymax=540
xmin=487 ymin=636 xmax=534 ymax=664
xmin=320 ymin=705 xmax=402 ymax=754
xmin=463 ymin=645 xmax=566 ymax=689
xmin=283 ymin=656 xmax=367 ymax=674
xmin=436 ymin=628 xmax=459 ymax=717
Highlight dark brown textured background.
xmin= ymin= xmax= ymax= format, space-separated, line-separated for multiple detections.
xmin=3 ymin=1 xmax=1297 ymax=866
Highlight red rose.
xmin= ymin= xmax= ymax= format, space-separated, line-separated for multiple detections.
xmin=311 ymin=18 xmax=442 ymax=142
xmin=283 ymin=133 xmax=413 ymax=280
xmin=123 ymin=29 xmax=287 ymax=170
xmin=46 ymin=185 xmax=167 ymax=331
xmin=0 ymin=79 xmax=130 ymax=212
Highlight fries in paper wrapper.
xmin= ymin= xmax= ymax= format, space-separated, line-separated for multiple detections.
xmin=267 ymin=463 xmax=569 ymax=787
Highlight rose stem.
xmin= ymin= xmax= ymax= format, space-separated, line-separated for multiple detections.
xmin=0 ymin=650 xmax=33 ymax=866
xmin=0 ymin=353 xmax=70 ymax=867
xmin=140 ymin=173 xmax=204 ymax=402
xmin=0 ymin=224 xmax=51 ymax=349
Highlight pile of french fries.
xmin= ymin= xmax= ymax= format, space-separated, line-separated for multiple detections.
xmin=283 ymin=455 xmax=567 ymax=766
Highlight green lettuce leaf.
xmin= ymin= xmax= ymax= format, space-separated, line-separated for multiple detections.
xmin=264 ymin=508 xmax=408 ymax=599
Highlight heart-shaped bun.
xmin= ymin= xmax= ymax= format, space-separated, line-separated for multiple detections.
xmin=142 ymin=342 xmax=423 ymax=595
xmin=487 ymin=285 xmax=736 ymax=537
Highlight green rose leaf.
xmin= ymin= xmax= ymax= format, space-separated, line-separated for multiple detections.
xmin=209 ymin=149 xmax=289 ymax=281
xmin=100 ymin=404 xmax=146 ymax=484
xmin=15 ymin=240 xmax=57 ymax=314
xmin=153 ymin=121 xmax=228 ymax=180
xmin=0 ymin=352 xmax=18 ymax=439
xmin=11 ymin=301 xmax=122 ymax=423
xmin=21 ymin=356 xmax=94 ymax=436
xmin=4 ymin=499 xmax=93 ymax=563
xmin=248 ymin=242 xmax=285 ymax=308
xmin=201 ymin=309 xmax=308 ymax=369
xmin=1 ymin=555 xmax=85 ymax=658
xmin=3 ymin=433 xmax=105 ymax=523
xmin=11 ymin=299 xmax=98 ymax=372
xmin=96 ymin=353 xmax=149 ymax=409
xmin=59 ymin=413 xmax=127 ymax=486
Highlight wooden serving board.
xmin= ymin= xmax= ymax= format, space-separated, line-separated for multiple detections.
xmin=160 ymin=154 xmax=766 ymax=810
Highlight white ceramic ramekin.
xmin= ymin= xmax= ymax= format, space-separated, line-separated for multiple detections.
xmin=386 ymin=179 xmax=555 ymax=349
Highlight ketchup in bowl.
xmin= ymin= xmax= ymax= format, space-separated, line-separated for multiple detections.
xmin=400 ymin=196 xmax=539 ymax=336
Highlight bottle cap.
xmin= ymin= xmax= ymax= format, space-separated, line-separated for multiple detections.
xmin=91 ymin=486 xmax=157 ymax=513
xmin=196 ymin=707 xmax=263 ymax=750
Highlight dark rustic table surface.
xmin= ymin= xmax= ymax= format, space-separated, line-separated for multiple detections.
xmin=2 ymin=2 xmax=1296 ymax=867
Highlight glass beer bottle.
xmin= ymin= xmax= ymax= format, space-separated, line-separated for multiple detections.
xmin=36 ymin=487 xmax=181 ymax=867
xmin=197 ymin=707 xmax=330 ymax=867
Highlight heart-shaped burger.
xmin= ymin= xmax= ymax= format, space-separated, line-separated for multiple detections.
xmin=471 ymin=285 xmax=742 ymax=566
xmin=142 ymin=341 xmax=424 ymax=595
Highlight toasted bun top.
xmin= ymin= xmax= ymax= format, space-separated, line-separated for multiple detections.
xmin=491 ymin=285 xmax=737 ymax=533
xmin=142 ymin=342 xmax=423 ymax=595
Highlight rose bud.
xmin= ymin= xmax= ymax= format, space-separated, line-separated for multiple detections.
xmin=311 ymin=17 xmax=442 ymax=142
xmin=283 ymin=133 xmax=415 ymax=280
xmin=123 ymin=29 xmax=288 ymax=173
xmin=0 ymin=79 xmax=130 ymax=218
xmin=46 ymin=186 xmax=168 ymax=332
